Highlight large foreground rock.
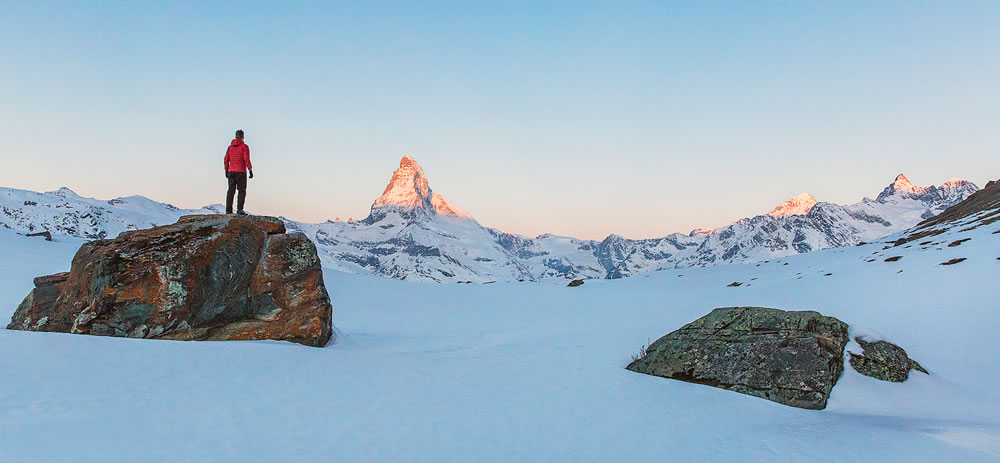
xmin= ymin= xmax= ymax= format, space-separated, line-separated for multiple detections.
xmin=627 ymin=307 xmax=848 ymax=410
xmin=8 ymin=215 xmax=333 ymax=347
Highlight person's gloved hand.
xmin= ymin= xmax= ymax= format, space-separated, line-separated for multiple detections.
xmin=248 ymin=170 xmax=254 ymax=179
xmin=225 ymin=171 xmax=230 ymax=179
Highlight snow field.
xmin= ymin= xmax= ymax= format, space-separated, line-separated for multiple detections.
xmin=0 ymin=221 xmax=997 ymax=461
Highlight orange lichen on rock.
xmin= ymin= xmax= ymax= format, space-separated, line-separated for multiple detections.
xmin=7 ymin=214 xmax=333 ymax=347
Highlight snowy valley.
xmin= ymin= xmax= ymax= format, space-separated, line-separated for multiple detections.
xmin=1 ymin=178 xmax=998 ymax=460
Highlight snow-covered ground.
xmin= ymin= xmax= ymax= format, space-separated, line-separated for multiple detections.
xmin=1 ymin=219 xmax=998 ymax=461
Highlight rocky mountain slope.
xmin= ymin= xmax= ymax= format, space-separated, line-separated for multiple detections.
xmin=0 ymin=158 xmax=979 ymax=282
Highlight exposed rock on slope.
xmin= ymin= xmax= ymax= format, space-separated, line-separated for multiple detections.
xmin=849 ymin=337 xmax=928 ymax=382
xmin=627 ymin=307 xmax=848 ymax=410
xmin=26 ymin=231 xmax=52 ymax=241
xmin=7 ymin=215 xmax=334 ymax=347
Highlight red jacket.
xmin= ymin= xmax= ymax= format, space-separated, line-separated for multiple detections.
xmin=224 ymin=139 xmax=253 ymax=172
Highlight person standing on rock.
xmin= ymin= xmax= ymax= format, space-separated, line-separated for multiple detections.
xmin=224 ymin=129 xmax=254 ymax=215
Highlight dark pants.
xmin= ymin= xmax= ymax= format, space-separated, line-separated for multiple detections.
xmin=226 ymin=172 xmax=247 ymax=213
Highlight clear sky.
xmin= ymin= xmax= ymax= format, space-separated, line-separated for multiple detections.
xmin=1 ymin=1 xmax=998 ymax=239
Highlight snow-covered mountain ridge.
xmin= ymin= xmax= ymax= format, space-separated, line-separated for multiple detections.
xmin=0 ymin=158 xmax=979 ymax=282
xmin=0 ymin=186 xmax=221 ymax=239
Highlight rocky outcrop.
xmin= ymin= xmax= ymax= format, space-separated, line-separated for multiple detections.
xmin=7 ymin=214 xmax=334 ymax=347
xmin=627 ymin=307 xmax=849 ymax=410
xmin=849 ymin=338 xmax=928 ymax=382
xmin=26 ymin=231 xmax=52 ymax=241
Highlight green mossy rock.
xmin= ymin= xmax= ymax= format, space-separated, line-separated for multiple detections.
xmin=849 ymin=337 xmax=928 ymax=382
xmin=627 ymin=307 xmax=849 ymax=410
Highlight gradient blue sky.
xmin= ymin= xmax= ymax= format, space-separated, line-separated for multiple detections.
xmin=1 ymin=1 xmax=998 ymax=239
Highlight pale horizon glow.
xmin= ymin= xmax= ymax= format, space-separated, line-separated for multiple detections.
xmin=1 ymin=2 xmax=998 ymax=240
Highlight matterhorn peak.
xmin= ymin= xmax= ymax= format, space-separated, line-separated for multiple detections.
xmin=373 ymin=155 xmax=433 ymax=210
xmin=767 ymin=193 xmax=817 ymax=218
xmin=366 ymin=155 xmax=473 ymax=223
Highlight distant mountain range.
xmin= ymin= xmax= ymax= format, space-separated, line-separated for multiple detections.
xmin=0 ymin=157 xmax=979 ymax=282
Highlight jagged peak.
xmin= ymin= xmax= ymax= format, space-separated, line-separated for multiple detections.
xmin=600 ymin=234 xmax=631 ymax=245
xmin=767 ymin=193 xmax=817 ymax=218
xmin=875 ymin=173 xmax=979 ymax=203
xmin=876 ymin=173 xmax=927 ymax=202
xmin=373 ymin=155 xmax=432 ymax=209
xmin=399 ymin=154 xmax=418 ymax=166
xmin=891 ymin=173 xmax=925 ymax=193
xmin=368 ymin=155 xmax=473 ymax=221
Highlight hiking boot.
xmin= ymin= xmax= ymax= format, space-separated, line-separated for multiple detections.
xmin=236 ymin=211 xmax=248 ymax=216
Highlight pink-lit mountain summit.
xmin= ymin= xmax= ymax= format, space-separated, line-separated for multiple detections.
xmin=369 ymin=155 xmax=471 ymax=222
xmin=767 ymin=193 xmax=818 ymax=218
